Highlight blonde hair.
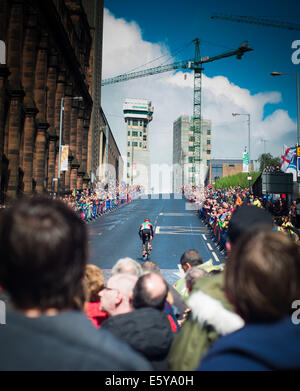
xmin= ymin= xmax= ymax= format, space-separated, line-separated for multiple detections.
xmin=83 ymin=264 xmax=105 ymax=302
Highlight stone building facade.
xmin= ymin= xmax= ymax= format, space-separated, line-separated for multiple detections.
xmin=0 ymin=0 xmax=106 ymax=202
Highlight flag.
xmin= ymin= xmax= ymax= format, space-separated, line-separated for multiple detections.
xmin=60 ymin=145 xmax=69 ymax=171
xmin=243 ymin=149 xmax=249 ymax=173
xmin=281 ymin=146 xmax=297 ymax=181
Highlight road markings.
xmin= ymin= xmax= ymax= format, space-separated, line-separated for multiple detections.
xmin=212 ymin=252 xmax=220 ymax=263
xmin=159 ymin=213 xmax=194 ymax=216
xmin=207 ymin=243 xmax=213 ymax=251
xmin=202 ymin=234 xmax=207 ymax=241
xmin=155 ymin=226 xmax=160 ymax=234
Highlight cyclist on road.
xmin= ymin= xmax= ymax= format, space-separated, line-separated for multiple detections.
xmin=139 ymin=218 xmax=154 ymax=258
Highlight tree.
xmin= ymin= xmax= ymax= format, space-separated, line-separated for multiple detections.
xmin=257 ymin=153 xmax=281 ymax=171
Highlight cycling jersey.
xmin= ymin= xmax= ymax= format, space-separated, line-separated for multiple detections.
xmin=139 ymin=221 xmax=154 ymax=237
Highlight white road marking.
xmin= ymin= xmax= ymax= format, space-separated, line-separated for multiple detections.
xmin=202 ymin=234 xmax=207 ymax=241
xmin=212 ymin=252 xmax=220 ymax=263
xmin=107 ymin=225 xmax=115 ymax=231
xmin=159 ymin=213 xmax=194 ymax=216
xmin=207 ymin=243 xmax=213 ymax=251
xmin=155 ymin=226 xmax=160 ymax=234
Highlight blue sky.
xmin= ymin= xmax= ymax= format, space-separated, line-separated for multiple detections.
xmin=102 ymin=0 xmax=300 ymax=179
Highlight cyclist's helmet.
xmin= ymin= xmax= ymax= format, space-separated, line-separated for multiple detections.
xmin=144 ymin=218 xmax=150 ymax=222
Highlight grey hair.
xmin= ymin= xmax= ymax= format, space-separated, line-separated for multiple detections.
xmin=112 ymin=257 xmax=143 ymax=277
xmin=185 ymin=267 xmax=208 ymax=292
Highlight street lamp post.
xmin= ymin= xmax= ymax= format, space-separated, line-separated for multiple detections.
xmin=57 ymin=96 xmax=83 ymax=198
xmin=270 ymin=72 xmax=300 ymax=147
xmin=232 ymin=112 xmax=251 ymax=191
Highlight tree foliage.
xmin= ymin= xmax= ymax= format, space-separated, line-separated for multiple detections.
xmin=213 ymin=172 xmax=261 ymax=190
xmin=257 ymin=153 xmax=281 ymax=171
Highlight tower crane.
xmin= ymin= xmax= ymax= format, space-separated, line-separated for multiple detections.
xmin=102 ymin=39 xmax=253 ymax=185
xmin=211 ymin=13 xmax=300 ymax=31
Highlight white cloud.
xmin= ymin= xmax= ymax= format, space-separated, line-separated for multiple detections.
xmin=101 ymin=8 xmax=297 ymax=187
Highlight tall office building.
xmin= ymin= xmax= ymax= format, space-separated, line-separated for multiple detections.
xmin=123 ymin=98 xmax=153 ymax=192
xmin=173 ymin=115 xmax=211 ymax=191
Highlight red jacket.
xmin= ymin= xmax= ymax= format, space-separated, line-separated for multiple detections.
xmin=86 ymin=302 xmax=108 ymax=328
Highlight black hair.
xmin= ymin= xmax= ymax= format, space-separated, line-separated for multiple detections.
xmin=0 ymin=196 xmax=88 ymax=311
xmin=180 ymin=249 xmax=203 ymax=267
xmin=227 ymin=205 xmax=273 ymax=245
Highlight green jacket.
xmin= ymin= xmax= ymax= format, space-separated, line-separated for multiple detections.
xmin=168 ymin=273 xmax=244 ymax=371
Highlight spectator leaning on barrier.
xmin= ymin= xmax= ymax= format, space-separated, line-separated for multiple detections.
xmin=198 ymin=230 xmax=300 ymax=371
xmin=0 ymin=197 xmax=151 ymax=371
xmin=102 ymin=272 xmax=175 ymax=371
xmin=174 ymin=250 xmax=203 ymax=300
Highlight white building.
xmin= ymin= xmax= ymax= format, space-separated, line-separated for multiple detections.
xmin=173 ymin=115 xmax=212 ymax=191
xmin=123 ymin=98 xmax=154 ymax=192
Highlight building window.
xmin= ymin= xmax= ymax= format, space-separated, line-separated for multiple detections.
xmin=143 ymin=135 xmax=147 ymax=141
xmin=140 ymin=132 xmax=142 ymax=137
xmin=128 ymin=152 xmax=130 ymax=157
xmin=132 ymin=131 xmax=138 ymax=137
xmin=139 ymin=142 xmax=142 ymax=148
xmin=189 ymin=167 xmax=195 ymax=172
xmin=127 ymin=173 xmax=130 ymax=178
xmin=207 ymin=150 xmax=211 ymax=155
xmin=207 ymin=130 xmax=211 ymax=135
xmin=132 ymin=142 xmax=138 ymax=147
xmin=189 ymin=157 xmax=194 ymax=163
xmin=127 ymin=119 xmax=130 ymax=125
xmin=189 ymin=146 xmax=195 ymax=152
xmin=207 ymin=140 xmax=211 ymax=145
xmin=127 ymin=162 xmax=130 ymax=167
xmin=189 ymin=137 xmax=195 ymax=142
xmin=128 ymin=131 xmax=130 ymax=136
xmin=132 ymin=120 xmax=138 ymax=126
xmin=207 ymin=160 xmax=210 ymax=167
xmin=140 ymin=120 xmax=143 ymax=126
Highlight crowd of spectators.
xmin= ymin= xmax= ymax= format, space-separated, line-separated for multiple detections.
xmin=0 ymin=188 xmax=299 ymax=371
xmin=57 ymin=182 xmax=143 ymax=222
xmin=183 ymin=184 xmax=300 ymax=252
xmin=262 ymin=165 xmax=281 ymax=173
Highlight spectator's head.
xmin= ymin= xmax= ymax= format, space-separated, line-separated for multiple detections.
xmin=180 ymin=249 xmax=203 ymax=272
xmin=185 ymin=267 xmax=208 ymax=294
xmin=99 ymin=273 xmax=137 ymax=317
xmin=225 ymin=230 xmax=300 ymax=324
xmin=0 ymin=197 xmax=88 ymax=312
xmin=132 ymin=272 xmax=168 ymax=311
xmin=83 ymin=264 xmax=105 ymax=302
xmin=141 ymin=260 xmax=161 ymax=274
xmin=112 ymin=257 xmax=143 ymax=277
xmin=227 ymin=205 xmax=273 ymax=252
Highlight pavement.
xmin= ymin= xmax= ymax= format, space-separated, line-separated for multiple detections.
xmin=88 ymin=194 xmax=225 ymax=285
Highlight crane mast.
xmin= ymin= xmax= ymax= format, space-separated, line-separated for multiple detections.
xmin=102 ymin=40 xmax=253 ymax=185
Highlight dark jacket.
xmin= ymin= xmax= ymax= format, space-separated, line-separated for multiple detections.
xmin=197 ymin=316 xmax=300 ymax=371
xmin=0 ymin=309 xmax=152 ymax=371
xmin=101 ymin=307 xmax=174 ymax=370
